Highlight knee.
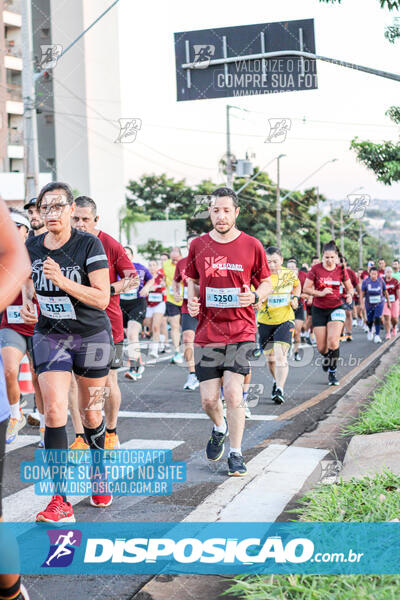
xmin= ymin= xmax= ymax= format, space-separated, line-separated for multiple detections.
xmin=80 ymin=409 xmax=102 ymax=429
xmin=327 ymin=337 xmax=338 ymax=349
xmin=223 ymin=383 xmax=242 ymax=408
xmin=45 ymin=405 xmax=66 ymax=427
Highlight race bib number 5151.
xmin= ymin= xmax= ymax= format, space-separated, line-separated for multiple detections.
xmin=36 ymin=294 xmax=76 ymax=320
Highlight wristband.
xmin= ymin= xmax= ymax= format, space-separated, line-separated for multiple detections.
xmin=110 ymin=285 xmax=116 ymax=296
xmin=252 ymin=292 xmax=260 ymax=305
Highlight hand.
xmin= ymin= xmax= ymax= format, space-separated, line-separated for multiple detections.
xmin=238 ymin=285 xmax=255 ymax=308
xmin=121 ymin=274 xmax=140 ymax=293
xmin=20 ymin=301 xmax=38 ymax=324
xmin=345 ymin=294 xmax=352 ymax=305
xmin=139 ymin=288 xmax=148 ymax=298
xmin=43 ymin=257 xmax=65 ymax=288
xmin=188 ymin=296 xmax=200 ymax=317
xmin=291 ymin=297 xmax=299 ymax=309
xmin=174 ymin=292 xmax=183 ymax=303
xmin=320 ymin=287 xmax=333 ymax=296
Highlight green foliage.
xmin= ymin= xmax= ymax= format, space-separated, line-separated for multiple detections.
xmin=319 ymin=0 xmax=399 ymax=7
xmin=137 ymin=238 xmax=169 ymax=260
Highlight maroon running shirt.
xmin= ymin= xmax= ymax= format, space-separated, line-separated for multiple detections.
xmin=97 ymin=230 xmax=136 ymax=343
xmin=185 ymin=232 xmax=270 ymax=345
xmin=384 ymin=277 xmax=400 ymax=301
xmin=0 ymin=292 xmax=36 ymax=337
xmin=340 ymin=267 xmax=359 ymax=300
xmin=306 ymin=263 xmax=350 ymax=309
xmin=174 ymin=257 xmax=190 ymax=314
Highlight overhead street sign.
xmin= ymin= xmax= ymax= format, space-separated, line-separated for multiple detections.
xmin=174 ymin=19 xmax=318 ymax=102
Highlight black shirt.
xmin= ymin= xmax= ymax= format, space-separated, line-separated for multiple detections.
xmin=26 ymin=228 xmax=111 ymax=336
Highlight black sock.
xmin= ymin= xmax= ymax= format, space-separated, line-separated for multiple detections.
xmin=106 ymin=427 xmax=116 ymax=435
xmin=0 ymin=577 xmax=21 ymax=600
xmin=44 ymin=425 xmax=68 ymax=503
xmin=322 ymin=352 xmax=329 ymax=367
xmin=328 ymin=348 xmax=339 ymax=372
xmin=84 ymin=419 xmax=106 ymax=450
xmin=76 ymin=432 xmax=86 ymax=440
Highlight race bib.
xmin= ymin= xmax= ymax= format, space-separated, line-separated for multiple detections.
xmin=389 ymin=294 xmax=395 ymax=302
xmin=183 ymin=287 xmax=188 ymax=300
xmin=169 ymin=285 xmax=174 ymax=295
xmin=148 ymin=293 xmax=163 ymax=303
xmin=6 ymin=305 xmax=29 ymax=324
xmin=369 ymin=295 xmax=381 ymax=304
xmin=330 ymin=308 xmax=346 ymax=322
xmin=36 ymin=294 xmax=76 ymax=320
xmin=205 ymin=287 xmax=241 ymax=308
xmin=120 ymin=289 xmax=138 ymax=301
xmin=268 ymin=293 xmax=290 ymax=307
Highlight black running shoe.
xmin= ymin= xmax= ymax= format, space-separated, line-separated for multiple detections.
xmin=328 ymin=371 xmax=339 ymax=386
xmin=294 ymin=351 xmax=301 ymax=362
xmin=206 ymin=420 xmax=227 ymax=461
xmin=228 ymin=452 xmax=247 ymax=477
xmin=272 ymin=387 xmax=285 ymax=404
xmin=271 ymin=381 xmax=277 ymax=398
xmin=322 ymin=354 xmax=330 ymax=372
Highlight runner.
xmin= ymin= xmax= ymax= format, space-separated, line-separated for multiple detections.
xmin=24 ymin=197 xmax=46 ymax=237
xmin=340 ymin=258 xmax=360 ymax=342
xmin=303 ymin=240 xmax=353 ymax=386
xmin=163 ymin=248 xmax=184 ymax=364
xmin=0 ymin=198 xmax=31 ymax=600
xmin=287 ymin=258 xmax=307 ymax=361
xmin=382 ymin=266 xmax=399 ymax=339
xmin=143 ymin=260 xmax=166 ymax=359
xmin=258 ymin=248 xmax=300 ymax=404
xmin=186 ymin=187 xmax=272 ymax=476
xmin=173 ymin=236 xmax=199 ymax=390
xmin=21 ymin=182 xmax=113 ymax=521
xmin=0 ymin=210 xmax=39 ymax=445
xmin=361 ymin=267 xmax=390 ymax=343
xmin=71 ymin=196 xmax=138 ymax=449
xmin=121 ymin=246 xmax=153 ymax=381
xmin=392 ymin=259 xmax=400 ymax=283
xmin=378 ymin=258 xmax=386 ymax=276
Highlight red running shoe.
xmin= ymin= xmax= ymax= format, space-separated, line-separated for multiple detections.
xmin=90 ymin=471 xmax=112 ymax=508
xmin=36 ymin=495 xmax=75 ymax=523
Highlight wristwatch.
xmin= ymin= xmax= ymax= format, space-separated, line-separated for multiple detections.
xmin=110 ymin=285 xmax=116 ymax=296
xmin=252 ymin=291 xmax=259 ymax=305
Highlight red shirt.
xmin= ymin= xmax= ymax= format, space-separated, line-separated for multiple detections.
xmin=361 ymin=270 xmax=369 ymax=280
xmin=341 ymin=267 xmax=358 ymax=299
xmin=147 ymin=270 xmax=166 ymax=307
xmin=379 ymin=269 xmax=385 ymax=276
xmin=97 ymin=231 xmax=136 ymax=343
xmin=306 ymin=263 xmax=349 ymax=309
xmin=297 ymin=270 xmax=307 ymax=308
xmin=384 ymin=277 xmax=399 ymax=302
xmin=0 ymin=292 xmax=36 ymax=337
xmin=185 ymin=232 xmax=270 ymax=345
xmin=174 ymin=257 xmax=190 ymax=314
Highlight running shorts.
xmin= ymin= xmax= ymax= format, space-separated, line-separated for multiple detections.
xmin=165 ymin=301 xmax=181 ymax=318
xmin=121 ymin=297 xmax=147 ymax=328
xmin=383 ymin=299 xmax=399 ymax=319
xmin=146 ymin=302 xmax=166 ymax=319
xmin=194 ymin=341 xmax=256 ymax=383
xmin=258 ymin=321 xmax=294 ymax=353
xmin=110 ymin=340 xmax=124 ymax=370
xmin=306 ymin=304 xmax=312 ymax=317
xmin=294 ymin=304 xmax=305 ymax=321
xmin=312 ymin=305 xmax=346 ymax=328
xmin=181 ymin=313 xmax=198 ymax=332
xmin=0 ymin=328 xmax=32 ymax=357
xmin=32 ymin=329 xmax=113 ymax=378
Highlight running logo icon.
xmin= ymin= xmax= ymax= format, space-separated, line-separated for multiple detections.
xmin=42 ymin=529 xmax=82 ymax=568
xmin=205 ymin=257 xmax=228 ymax=277
xmin=193 ymin=45 xmax=215 ymax=69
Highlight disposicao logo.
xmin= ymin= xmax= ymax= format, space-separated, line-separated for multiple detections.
xmin=42 ymin=529 xmax=82 ymax=568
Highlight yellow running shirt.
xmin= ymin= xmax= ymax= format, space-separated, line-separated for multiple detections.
xmin=257 ymin=267 xmax=299 ymax=325
xmin=163 ymin=259 xmax=183 ymax=306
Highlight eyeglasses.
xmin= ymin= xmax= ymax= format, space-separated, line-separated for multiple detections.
xmin=39 ymin=202 xmax=70 ymax=216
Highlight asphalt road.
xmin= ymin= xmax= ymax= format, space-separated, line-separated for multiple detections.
xmin=3 ymin=324 xmax=390 ymax=600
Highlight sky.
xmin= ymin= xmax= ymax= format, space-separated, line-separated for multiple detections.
xmin=116 ymin=0 xmax=400 ymax=204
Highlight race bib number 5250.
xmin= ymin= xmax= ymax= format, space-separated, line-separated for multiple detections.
xmin=205 ymin=287 xmax=241 ymax=308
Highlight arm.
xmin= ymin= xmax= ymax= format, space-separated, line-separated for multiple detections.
xmin=384 ymin=289 xmax=391 ymax=308
xmin=112 ymin=249 xmax=139 ymax=295
xmin=0 ymin=199 xmax=31 ymax=311
xmin=187 ymin=277 xmax=200 ymax=317
xmin=343 ymin=279 xmax=353 ymax=303
xmin=290 ymin=282 xmax=302 ymax=310
xmin=21 ymin=279 xmax=38 ymax=324
xmin=111 ymin=275 xmax=140 ymax=295
xmin=139 ymin=277 xmax=154 ymax=297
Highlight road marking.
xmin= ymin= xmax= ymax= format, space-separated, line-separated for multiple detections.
xmin=3 ymin=438 xmax=184 ymax=522
xmin=185 ymin=445 xmax=328 ymax=522
xmin=278 ymin=335 xmax=398 ymax=421
xmin=5 ymin=435 xmax=39 ymax=453
xmin=117 ymin=411 xmax=277 ymax=421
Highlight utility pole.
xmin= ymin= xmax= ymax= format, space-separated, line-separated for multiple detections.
xmin=340 ymin=201 xmax=345 ymax=255
xmin=21 ymin=0 xmax=39 ymax=200
xmin=330 ymin=203 xmax=335 ymax=238
xmin=276 ymin=156 xmax=281 ymax=249
xmin=316 ymin=187 xmax=320 ymax=259
xmin=359 ymin=222 xmax=363 ymax=269
xmin=226 ymin=105 xmax=233 ymax=188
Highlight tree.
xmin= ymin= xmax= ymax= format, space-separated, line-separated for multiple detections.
xmin=138 ymin=239 xmax=169 ymax=260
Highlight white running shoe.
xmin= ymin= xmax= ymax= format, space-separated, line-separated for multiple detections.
xmin=364 ymin=324 xmax=370 ymax=333
xmin=367 ymin=331 xmax=373 ymax=341
xmin=171 ymin=352 xmax=184 ymax=364
xmin=374 ymin=334 xmax=382 ymax=344
xmin=244 ymin=402 xmax=252 ymax=419
xmin=183 ymin=373 xmax=199 ymax=390
xmin=6 ymin=411 xmax=26 ymax=444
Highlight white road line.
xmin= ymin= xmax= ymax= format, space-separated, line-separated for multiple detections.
xmin=3 ymin=438 xmax=184 ymax=522
xmin=5 ymin=435 xmax=39 ymax=453
xmin=185 ymin=445 xmax=328 ymax=523
xmin=117 ymin=411 xmax=277 ymax=421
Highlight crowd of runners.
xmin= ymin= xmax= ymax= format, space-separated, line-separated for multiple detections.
xmin=0 ymin=183 xmax=398 ymax=599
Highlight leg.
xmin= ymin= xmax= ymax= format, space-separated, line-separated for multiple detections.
xmin=1 ymin=346 xmax=23 ymax=412
xmin=273 ymin=343 xmax=290 ymax=391
xmin=223 ymin=370 xmax=245 ymax=451
xmin=200 ymin=377 xmax=224 ymax=428
xmin=127 ymin=320 xmax=142 ymax=364
xmin=104 ymin=369 xmax=121 ymax=430
xmin=313 ymin=326 xmax=328 ymax=355
xmin=293 ymin=319 xmax=303 ymax=354
xmin=182 ymin=329 xmax=195 ymax=372
xmin=68 ymin=373 xmax=84 ymax=436
xmin=168 ymin=313 xmax=181 ymax=353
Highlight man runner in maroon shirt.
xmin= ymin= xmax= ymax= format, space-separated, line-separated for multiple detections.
xmin=71 ymin=197 xmax=138 ymax=450
xmin=186 ymin=187 xmax=272 ymax=477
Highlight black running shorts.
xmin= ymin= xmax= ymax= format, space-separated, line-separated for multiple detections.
xmin=312 ymin=305 xmax=346 ymax=328
xmin=181 ymin=313 xmax=198 ymax=332
xmin=194 ymin=341 xmax=256 ymax=383
xmin=258 ymin=321 xmax=294 ymax=352
xmin=121 ymin=297 xmax=147 ymax=328
xmin=165 ymin=302 xmax=181 ymax=318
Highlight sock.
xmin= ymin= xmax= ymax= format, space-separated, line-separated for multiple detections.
xmin=75 ymin=432 xmax=86 ymax=440
xmin=130 ymin=358 xmax=140 ymax=371
xmin=322 ymin=352 xmax=329 ymax=367
xmin=214 ymin=421 xmax=227 ymax=434
xmin=367 ymin=321 xmax=373 ymax=331
xmin=84 ymin=419 xmax=106 ymax=450
xmin=375 ymin=319 xmax=381 ymax=335
xmin=39 ymin=412 xmax=45 ymax=429
xmin=189 ymin=370 xmax=195 ymax=375
xmin=328 ymin=348 xmax=339 ymax=372
xmin=0 ymin=576 xmax=21 ymax=600
xmin=230 ymin=447 xmax=242 ymax=456
xmin=243 ymin=391 xmax=248 ymax=402
xmin=10 ymin=402 xmax=20 ymax=420
xmin=160 ymin=334 xmax=165 ymax=343
xmin=106 ymin=427 xmax=117 ymax=435
xmin=44 ymin=425 xmax=68 ymax=503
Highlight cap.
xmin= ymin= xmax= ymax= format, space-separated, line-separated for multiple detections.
xmin=23 ymin=197 xmax=37 ymax=210
xmin=10 ymin=212 xmax=30 ymax=230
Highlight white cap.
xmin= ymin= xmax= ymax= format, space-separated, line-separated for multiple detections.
xmin=10 ymin=211 xmax=30 ymax=231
